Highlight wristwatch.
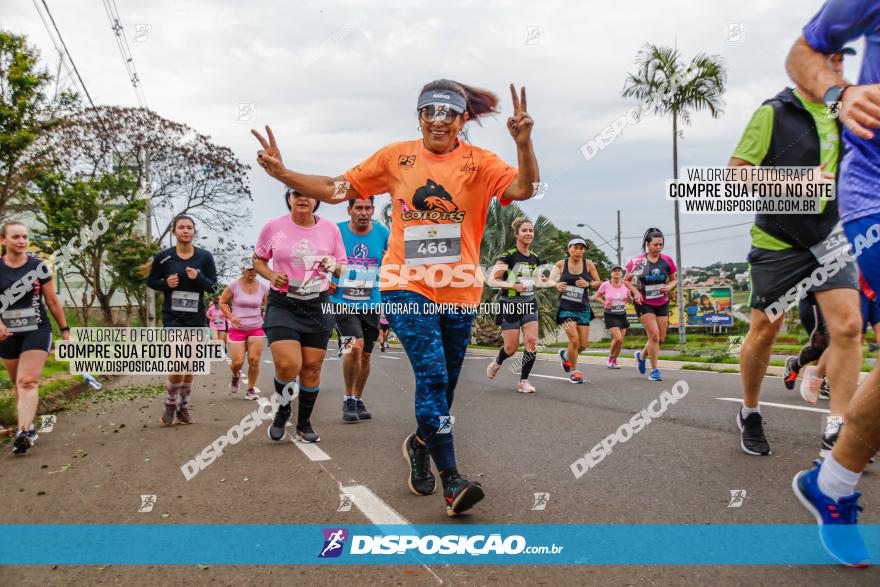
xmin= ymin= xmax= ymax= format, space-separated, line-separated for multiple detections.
xmin=823 ymin=84 xmax=850 ymax=106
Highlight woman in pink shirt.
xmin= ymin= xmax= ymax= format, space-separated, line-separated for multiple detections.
xmin=595 ymin=264 xmax=633 ymax=370
xmin=206 ymin=299 xmax=227 ymax=340
xmin=219 ymin=258 xmax=268 ymax=401
xmin=253 ymin=189 xmax=347 ymax=444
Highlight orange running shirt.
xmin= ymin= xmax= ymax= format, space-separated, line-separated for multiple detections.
xmin=345 ymin=139 xmax=518 ymax=306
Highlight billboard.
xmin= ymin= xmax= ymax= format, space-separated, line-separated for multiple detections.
xmin=624 ymin=287 xmax=734 ymax=328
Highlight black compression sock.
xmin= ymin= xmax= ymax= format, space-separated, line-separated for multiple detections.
xmin=496 ymin=348 xmax=511 ymax=365
xmin=521 ymin=351 xmax=536 ymax=379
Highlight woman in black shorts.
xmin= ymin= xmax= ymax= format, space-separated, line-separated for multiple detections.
xmin=624 ymin=228 xmax=678 ymax=382
xmin=486 ymin=217 xmax=544 ymax=393
xmin=253 ymin=189 xmax=346 ymax=444
xmin=595 ymin=264 xmax=632 ymax=369
xmin=553 ymin=238 xmax=601 ymax=384
xmin=0 ymin=221 xmax=71 ymax=454
xmin=146 ymin=215 xmax=217 ymax=425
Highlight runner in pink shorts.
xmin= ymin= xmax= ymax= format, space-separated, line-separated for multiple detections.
xmin=206 ymin=299 xmax=228 ymax=349
xmin=219 ymin=259 xmax=268 ymax=400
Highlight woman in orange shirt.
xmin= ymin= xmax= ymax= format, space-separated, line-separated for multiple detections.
xmin=252 ymin=80 xmax=539 ymax=517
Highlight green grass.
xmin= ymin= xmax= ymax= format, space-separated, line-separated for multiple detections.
xmin=0 ymin=380 xmax=165 ymax=427
xmin=0 ymin=375 xmax=82 ymax=426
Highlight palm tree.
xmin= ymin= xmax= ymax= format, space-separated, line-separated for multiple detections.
xmin=380 ymin=200 xmax=392 ymax=229
xmin=473 ymin=200 xmax=564 ymax=346
xmin=622 ymin=43 xmax=726 ymax=343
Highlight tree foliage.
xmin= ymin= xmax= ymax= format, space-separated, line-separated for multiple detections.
xmin=0 ymin=30 xmax=78 ymax=217
xmin=33 ymin=106 xmax=253 ymax=242
xmin=29 ymin=170 xmax=146 ymax=324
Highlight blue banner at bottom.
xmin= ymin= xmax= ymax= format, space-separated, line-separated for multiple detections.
xmin=1 ymin=524 xmax=877 ymax=565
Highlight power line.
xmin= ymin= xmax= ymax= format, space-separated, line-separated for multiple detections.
xmin=578 ymin=223 xmax=617 ymax=250
xmin=37 ymin=0 xmax=96 ymax=107
xmin=621 ymin=221 xmax=752 ymax=239
xmin=34 ymin=0 xmax=125 ymax=159
xmin=102 ymin=0 xmax=148 ymax=108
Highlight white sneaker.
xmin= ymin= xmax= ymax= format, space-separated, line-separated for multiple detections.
xmin=517 ymin=380 xmax=535 ymax=394
xmin=244 ymin=388 xmax=260 ymax=400
xmin=486 ymin=360 xmax=501 ymax=380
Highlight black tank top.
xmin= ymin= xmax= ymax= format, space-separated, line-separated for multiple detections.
xmin=558 ymin=257 xmax=591 ymax=312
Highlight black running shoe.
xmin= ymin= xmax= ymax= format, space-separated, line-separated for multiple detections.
xmin=783 ymin=356 xmax=799 ymax=391
xmin=342 ymin=398 xmax=358 ymax=423
xmin=295 ymin=422 xmax=320 ymax=443
xmin=820 ymin=417 xmax=843 ymax=460
xmin=356 ymin=399 xmax=372 ymax=420
xmin=268 ymin=403 xmax=291 ymax=441
xmin=402 ymin=433 xmax=436 ymax=496
xmin=737 ymin=410 xmax=771 ymax=455
xmin=818 ymin=378 xmax=831 ymax=401
xmin=12 ymin=430 xmax=32 ymax=455
xmin=443 ymin=474 xmax=485 ymax=517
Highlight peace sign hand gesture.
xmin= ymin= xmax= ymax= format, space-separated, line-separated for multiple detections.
xmin=251 ymin=125 xmax=285 ymax=179
xmin=506 ymin=84 xmax=534 ymax=146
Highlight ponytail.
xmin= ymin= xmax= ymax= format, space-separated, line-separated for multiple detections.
xmin=419 ymin=79 xmax=499 ymax=125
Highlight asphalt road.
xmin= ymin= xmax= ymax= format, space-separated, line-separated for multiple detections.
xmin=1 ymin=344 xmax=878 ymax=585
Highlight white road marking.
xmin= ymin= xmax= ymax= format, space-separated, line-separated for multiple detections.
xmin=340 ymin=484 xmax=441 ymax=582
xmin=380 ymin=355 xmax=401 ymax=360
xmin=342 ymin=484 xmax=410 ymax=525
xmin=531 ymin=373 xmax=571 ymax=381
xmin=716 ymin=397 xmax=829 ymax=414
xmin=263 ymin=360 xmax=273 ymax=364
xmin=291 ymin=437 xmax=332 ymax=461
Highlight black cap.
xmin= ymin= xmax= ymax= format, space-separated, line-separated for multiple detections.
xmin=838 ymin=46 xmax=856 ymax=56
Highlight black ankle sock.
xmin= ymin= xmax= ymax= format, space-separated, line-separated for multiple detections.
xmin=521 ymin=351 xmax=536 ymax=379
xmin=440 ymin=468 xmax=461 ymax=487
xmin=496 ymin=348 xmax=511 ymax=365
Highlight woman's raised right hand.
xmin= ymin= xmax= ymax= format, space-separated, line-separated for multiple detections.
xmin=251 ymin=125 xmax=286 ymax=178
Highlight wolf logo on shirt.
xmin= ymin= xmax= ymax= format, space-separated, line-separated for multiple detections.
xmin=402 ymin=179 xmax=465 ymax=222
xmin=413 ymin=179 xmax=458 ymax=213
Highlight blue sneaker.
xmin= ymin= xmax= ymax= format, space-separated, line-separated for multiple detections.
xmin=634 ymin=350 xmax=646 ymax=375
xmin=648 ymin=368 xmax=662 ymax=381
xmin=792 ymin=460 xmax=869 ymax=568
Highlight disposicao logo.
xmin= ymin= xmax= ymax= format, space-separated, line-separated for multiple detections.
xmin=319 ymin=528 xmax=348 ymax=558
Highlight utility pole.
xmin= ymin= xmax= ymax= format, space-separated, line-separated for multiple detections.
xmin=143 ymin=147 xmax=155 ymax=327
xmin=673 ymin=112 xmax=686 ymax=345
xmin=616 ymin=210 xmax=622 ymax=267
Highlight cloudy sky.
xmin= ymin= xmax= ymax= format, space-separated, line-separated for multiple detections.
xmin=4 ymin=0 xmax=863 ymax=266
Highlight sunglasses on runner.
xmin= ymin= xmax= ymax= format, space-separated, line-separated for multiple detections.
xmin=418 ymin=105 xmax=461 ymax=124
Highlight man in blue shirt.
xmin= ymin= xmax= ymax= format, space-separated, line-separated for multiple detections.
xmin=330 ymin=197 xmax=389 ymax=423
xmin=786 ymin=0 xmax=880 ymax=567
